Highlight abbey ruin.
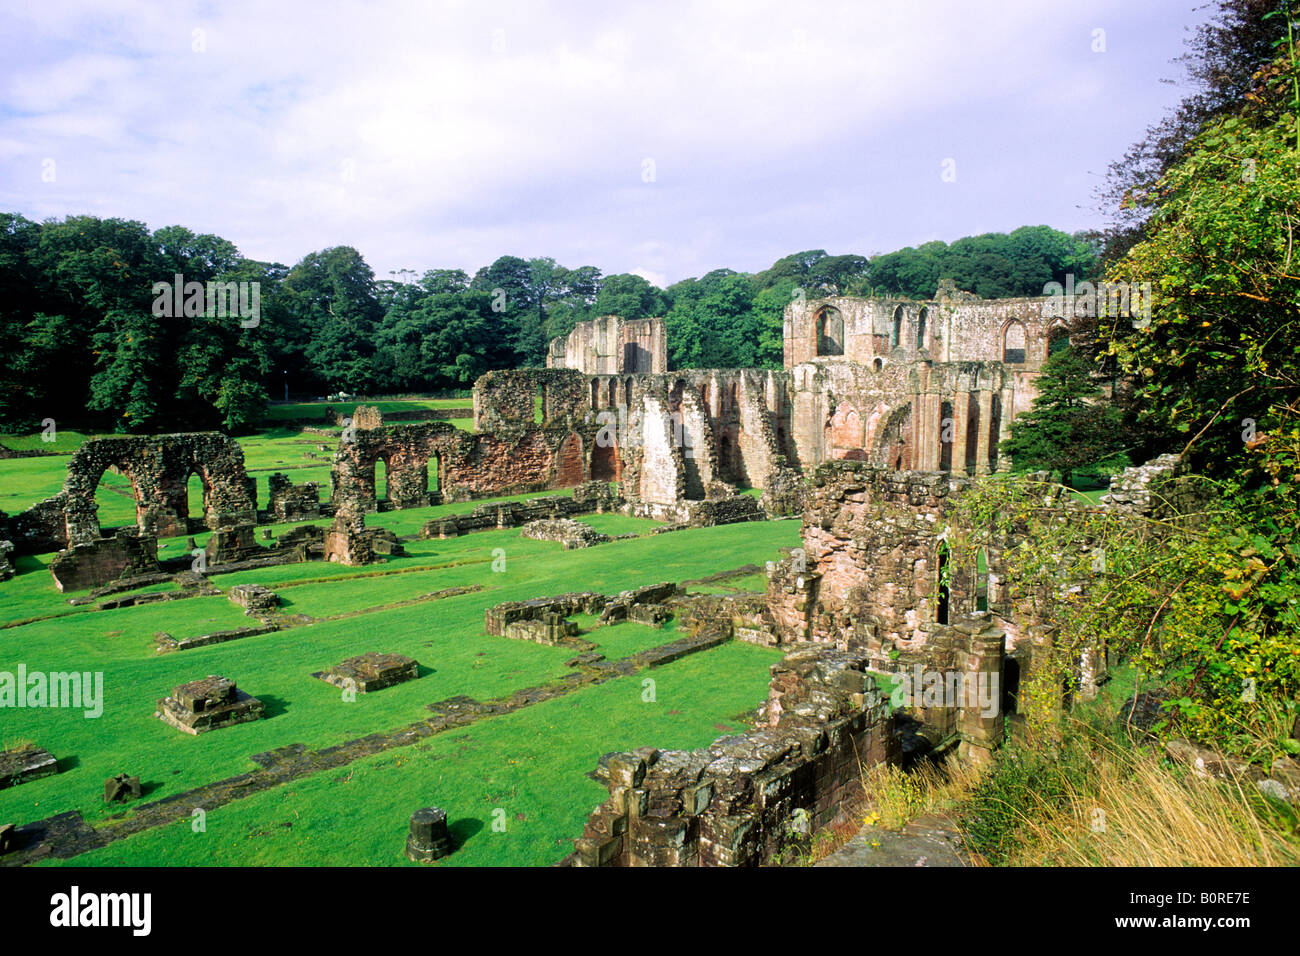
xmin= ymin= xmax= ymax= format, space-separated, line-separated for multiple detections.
xmin=1 ymin=284 xmax=1193 ymax=867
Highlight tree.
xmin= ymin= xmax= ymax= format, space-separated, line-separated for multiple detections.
xmin=594 ymin=273 xmax=666 ymax=319
xmin=283 ymin=246 xmax=382 ymax=392
xmin=1001 ymin=347 xmax=1126 ymax=487
xmin=1099 ymin=0 xmax=1289 ymax=262
xmin=1103 ymin=52 xmax=1300 ymax=479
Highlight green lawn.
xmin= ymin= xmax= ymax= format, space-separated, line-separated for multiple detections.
xmin=0 ymin=445 xmax=799 ymax=865
xmin=55 ymin=641 xmax=779 ymax=867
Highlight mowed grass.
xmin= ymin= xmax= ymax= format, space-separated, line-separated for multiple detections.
xmin=54 ymin=641 xmax=780 ymax=867
xmin=0 ymin=469 xmax=800 ymax=866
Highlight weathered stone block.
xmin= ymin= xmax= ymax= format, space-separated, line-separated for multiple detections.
xmin=228 ymin=583 xmax=280 ymax=613
xmin=405 ymin=806 xmax=453 ymax=862
xmin=0 ymin=746 xmax=59 ymax=790
xmin=103 ymin=773 xmax=141 ymax=804
xmin=312 ymin=652 xmax=420 ymax=693
xmin=156 ymin=675 xmax=266 ymax=734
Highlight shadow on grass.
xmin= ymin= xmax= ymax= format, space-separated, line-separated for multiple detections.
xmin=449 ymin=816 xmax=485 ymax=850
xmin=256 ymin=694 xmax=289 ymax=719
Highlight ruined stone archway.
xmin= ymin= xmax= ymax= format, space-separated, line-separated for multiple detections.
xmin=815 ymin=306 xmax=844 ymax=357
xmin=555 ymin=432 xmax=585 ymax=487
xmin=62 ymin=433 xmax=254 ymax=546
xmin=591 ymin=437 xmax=621 ymax=482
xmin=873 ymin=404 xmax=913 ymax=471
xmin=828 ymin=402 xmax=864 ymax=460
xmin=1002 ymin=319 xmax=1027 ymax=364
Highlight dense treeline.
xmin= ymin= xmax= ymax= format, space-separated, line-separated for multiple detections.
xmin=0 ymin=212 xmax=1094 ymax=434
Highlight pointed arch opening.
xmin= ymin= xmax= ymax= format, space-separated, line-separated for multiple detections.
xmin=1002 ymin=320 xmax=1027 ymax=364
xmin=936 ymin=541 xmax=951 ymax=625
xmin=815 ymin=306 xmax=844 ymax=356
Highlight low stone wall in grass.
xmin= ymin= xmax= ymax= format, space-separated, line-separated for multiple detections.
xmin=420 ymin=483 xmax=622 ymax=539
xmin=484 ymin=582 xmax=679 ymax=640
xmin=519 ymin=517 xmax=610 ymax=549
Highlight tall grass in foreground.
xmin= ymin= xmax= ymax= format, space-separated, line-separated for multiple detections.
xmin=799 ymin=713 xmax=1300 ymax=867
xmin=962 ymin=727 xmax=1300 ymax=867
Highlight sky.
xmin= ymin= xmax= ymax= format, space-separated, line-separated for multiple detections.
xmin=0 ymin=0 xmax=1209 ymax=287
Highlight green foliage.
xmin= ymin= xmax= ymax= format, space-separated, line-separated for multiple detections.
xmin=1086 ymin=51 xmax=1300 ymax=759
xmin=1105 ymin=58 xmax=1300 ymax=480
xmin=947 ymin=472 xmax=1300 ymax=765
xmin=863 ymin=227 xmax=1100 ymax=299
xmin=1001 ymin=346 xmax=1127 ymax=486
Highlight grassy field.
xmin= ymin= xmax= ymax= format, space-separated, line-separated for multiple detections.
xmin=0 ymin=420 xmax=800 ymax=865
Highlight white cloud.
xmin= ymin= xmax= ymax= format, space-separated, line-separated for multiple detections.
xmin=0 ymin=0 xmax=1204 ymax=282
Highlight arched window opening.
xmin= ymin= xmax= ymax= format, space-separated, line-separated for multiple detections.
xmin=936 ymin=541 xmax=951 ymax=625
xmin=1003 ymin=321 xmax=1027 ymax=364
xmin=186 ymin=471 xmax=205 ymax=531
xmin=988 ymin=394 xmax=1002 ymax=471
xmin=1002 ymin=658 xmax=1020 ymax=716
xmin=939 ymin=400 xmax=954 ymax=473
xmin=916 ymin=307 xmax=928 ymax=350
xmin=975 ymin=548 xmax=989 ymax=613
xmin=891 ymin=306 xmax=904 ymax=349
xmin=816 ymin=307 xmax=844 ymax=356
xmin=535 ymin=384 xmax=546 ymax=423
xmin=1048 ymin=325 xmax=1071 ymax=358
xmin=94 ymin=465 xmax=133 ymax=534
xmin=965 ymin=392 xmax=981 ymax=475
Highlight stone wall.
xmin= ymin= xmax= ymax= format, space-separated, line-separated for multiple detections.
xmin=547 ymin=315 xmax=667 ymax=375
xmin=780 ymin=285 xmax=1102 ymax=477
xmin=765 ymin=462 xmax=971 ymax=664
xmin=419 ymin=484 xmax=622 ymax=539
xmin=49 ymin=530 xmax=160 ymax=593
xmin=564 ymin=644 xmax=895 ymax=867
xmin=519 ymin=517 xmax=611 ymax=549
xmin=327 ymin=417 xmax=604 ymax=513
xmin=60 ymin=433 xmax=255 ymax=545
xmin=0 ymin=495 xmax=69 ymax=555
xmin=267 ymin=473 xmax=321 ymax=522
xmin=766 ymin=455 xmax=1206 ymax=727
xmin=472 ymin=368 xmax=591 ymax=433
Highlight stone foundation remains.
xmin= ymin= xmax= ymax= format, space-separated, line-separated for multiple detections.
xmin=0 ymin=747 xmax=59 ymax=790
xmin=156 ymin=676 xmax=266 ymax=734
xmin=564 ymin=645 xmax=895 ymax=866
xmin=519 ymin=518 xmax=610 ymax=549
xmin=312 ymin=653 xmax=420 ymax=693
